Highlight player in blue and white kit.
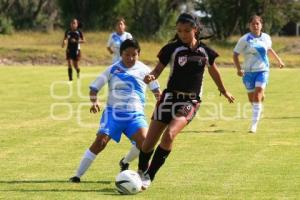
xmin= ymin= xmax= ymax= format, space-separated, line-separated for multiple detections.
xmin=107 ymin=17 xmax=132 ymax=64
xmin=69 ymin=39 xmax=160 ymax=183
xmin=233 ymin=15 xmax=284 ymax=133
xmin=107 ymin=17 xmax=137 ymax=172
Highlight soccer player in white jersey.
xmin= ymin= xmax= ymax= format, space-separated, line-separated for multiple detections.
xmin=69 ymin=39 xmax=160 ymax=182
xmin=107 ymin=17 xmax=140 ymax=172
xmin=107 ymin=17 xmax=133 ymax=64
xmin=233 ymin=15 xmax=284 ymax=133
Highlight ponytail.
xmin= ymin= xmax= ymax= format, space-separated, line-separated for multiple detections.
xmin=78 ymin=20 xmax=82 ymax=29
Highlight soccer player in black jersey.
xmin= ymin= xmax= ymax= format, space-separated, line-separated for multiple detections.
xmin=138 ymin=13 xmax=235 ymax=189
xmin=62 ymin=18 xmax=85 ymax=81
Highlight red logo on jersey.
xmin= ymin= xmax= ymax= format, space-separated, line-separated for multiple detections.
xmin=178 ymin=56 xmax=187 ymax=67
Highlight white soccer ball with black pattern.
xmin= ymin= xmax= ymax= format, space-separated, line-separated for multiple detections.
xmin=115 ymin=170 xmax=142 ymax=195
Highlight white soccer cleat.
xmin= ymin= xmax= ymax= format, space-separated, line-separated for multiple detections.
xmin=141 ymin=173 xmax=151 ymax=190
xmin=137 ymin=170 xmax=151 ymax=190
xmin=249 ymin=124 xmax=257 ymax=133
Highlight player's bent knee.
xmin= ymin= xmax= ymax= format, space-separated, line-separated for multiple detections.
xmin=162 ymin=129 xmax=177 ymax=144
xmin=91 ymin=136 xmax=109 ymax=153
xmin=133 ymin=137 xmax=144 ymax=150
xmin=142 ymin=142 xmax=155 ymax=153
xmin=97 ymin=139 xmax=108 ymax=149
xmin=253 ymin=92 xmax=264 ymax=102
xmin=131 ymin=131 xmax=146 ymax=149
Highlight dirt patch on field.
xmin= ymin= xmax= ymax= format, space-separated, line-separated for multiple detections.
xmin=0 ymin=56 xmax=62 ymax=66
xmin=278 ymin=41 xmax=300 ymax=54
xmin=0 ymin=56 xmax=110 ymax=66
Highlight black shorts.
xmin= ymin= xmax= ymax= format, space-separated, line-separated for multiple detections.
xmin=152 ymin=90 xmax=201 ymax=124
xmin=66 ymin=49 xmax=81 ymax=61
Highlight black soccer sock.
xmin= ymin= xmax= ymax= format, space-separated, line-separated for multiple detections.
xmin=138 ymin=149 xmax=154 ymax=173
xmin=68 ymin=67 xmax=73 ymax=81
xmin=76 ymin=68 xmax=80 ymax=78
xmin=147 ymin=145 xmax=171 ymax=181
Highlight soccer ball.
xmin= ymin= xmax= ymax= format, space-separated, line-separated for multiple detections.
xmin=115 ymin=170 xmax=142 ymax=195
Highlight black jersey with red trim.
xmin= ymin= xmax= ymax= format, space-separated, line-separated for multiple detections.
xmin=64 ymin=29 xmax=83 ymax=51
xmin=157 ymin=40 xmax=219 ymax=97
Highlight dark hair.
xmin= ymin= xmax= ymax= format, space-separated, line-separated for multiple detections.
xmin=78 ymin=20 xmax=82 ymax=29
xmin=120 ymin=38 xmax=140 ymax=55
xmin=170 ymin=13 xmax=211 ymax=42
xmin=115 ymin=17 xmax=126 ymax=25
xmin=176 ymin=13 xmax=198 ymax=27
xmin=248 ymin=15 xmax=263 ymax=24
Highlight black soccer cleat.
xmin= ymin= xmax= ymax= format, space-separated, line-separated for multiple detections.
xmin=69 ymin=176 xmax=80 ymax=183
xmin=119 ymin=157 xmax=129 ymax=172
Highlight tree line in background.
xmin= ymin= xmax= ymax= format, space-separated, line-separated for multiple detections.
xmin=0 ymin=0 xmax=300 ymax=40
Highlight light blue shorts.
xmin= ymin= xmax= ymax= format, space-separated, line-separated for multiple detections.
xmin=243 ymin=71 xmax=269 ymax=93
xmin=97 ymin=109 xmax=147 ymax=143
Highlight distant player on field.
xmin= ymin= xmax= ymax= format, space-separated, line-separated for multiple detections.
xmin=69 ymin=39 xmax=160 ymax=183
xmin=62 ymin=18 xmax=85 ymax=81
xmin=233 ymin=15 xmax=284 ymax=133
xmin=107 ymin=17 xmax=132 ymax=64
xmin=138 ymin=13 xmax=235 ymax=190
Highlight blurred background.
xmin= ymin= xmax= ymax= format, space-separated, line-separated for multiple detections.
xmin=1 ymin=0 xmax=300 ymax=39
xmin=0 ymin=0 xmax=300 ymax=66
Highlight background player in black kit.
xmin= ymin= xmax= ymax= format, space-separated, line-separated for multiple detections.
xmin=62 ymin=18 xmax=85 ymax=81
xmin=138 ymin=13 xmax=235 ymax=189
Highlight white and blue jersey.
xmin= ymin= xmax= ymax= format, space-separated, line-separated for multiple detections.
xmin=107 ymin=32 xmax=132 ymax=63
xmin=234 ymin=32 xmax=272 ymax=92
xmin=89 ymin=60 xmax=159 ymax=142
xmin=90 ymin=60 xmax=159 ymax=112
xmin=234 ymin=32 xmax=272 ymax=72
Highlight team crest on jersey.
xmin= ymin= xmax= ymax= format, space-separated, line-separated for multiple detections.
xmin=113 ymin=67 xmax=124 ymax=74
xmin=178 ymin=56 xmax=187 ymax=66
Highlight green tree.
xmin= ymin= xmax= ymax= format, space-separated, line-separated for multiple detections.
xmin=115 ymin=0 xmax=182 ymax=40
xmin=197 ymin=0 xmax=241 ymax=40
xmin=196 ymin=0 xmax=299 ymax=40
xmin=0 ymin=0 xmax=59 ymax=31
xmin=285 ymin=0 xmax=300 ymax=22
xmin=57 ymin=0 xmax=120 ymax=30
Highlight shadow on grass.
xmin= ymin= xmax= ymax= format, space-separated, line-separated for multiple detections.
xmin=0 ymin=180 xmax=119 ymax=195
xmin=0 ymin=188 xmax=117 ymax=194
xmin=182 ymin=130 xmax=237 ymax=134
xmin=263 ymin=116 xmax=300 ymax=119
xmin=0 ymin=180 xmax=112 ymax=184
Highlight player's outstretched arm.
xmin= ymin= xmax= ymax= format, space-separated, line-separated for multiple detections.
xmin=107 ymin=47 xmax=114 ymax=54
xmin=78 ymin=35 xmax=86 ymax=44
xmin=208 ymin=62 xmax=235 ymax=103
xmin=89 ymin=90 xmax=100 ymax=113
xmin=268 ymin=48 xmax=285 ymax=68
xmin=233 ymin=52 xmax=244 ymax=76
xmin=144 ymin=62 xmax=165 ymax=84
xmin=62 ymin=39 xmax=67 ymax=48
xmin=151 ymin=88 xmax=161 ymax=101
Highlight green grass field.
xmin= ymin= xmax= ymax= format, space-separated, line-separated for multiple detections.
xmin=0 ymin=66 xmax=300 ymax=200
xmin=1 ymin=32 xmax=300 ymax=67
